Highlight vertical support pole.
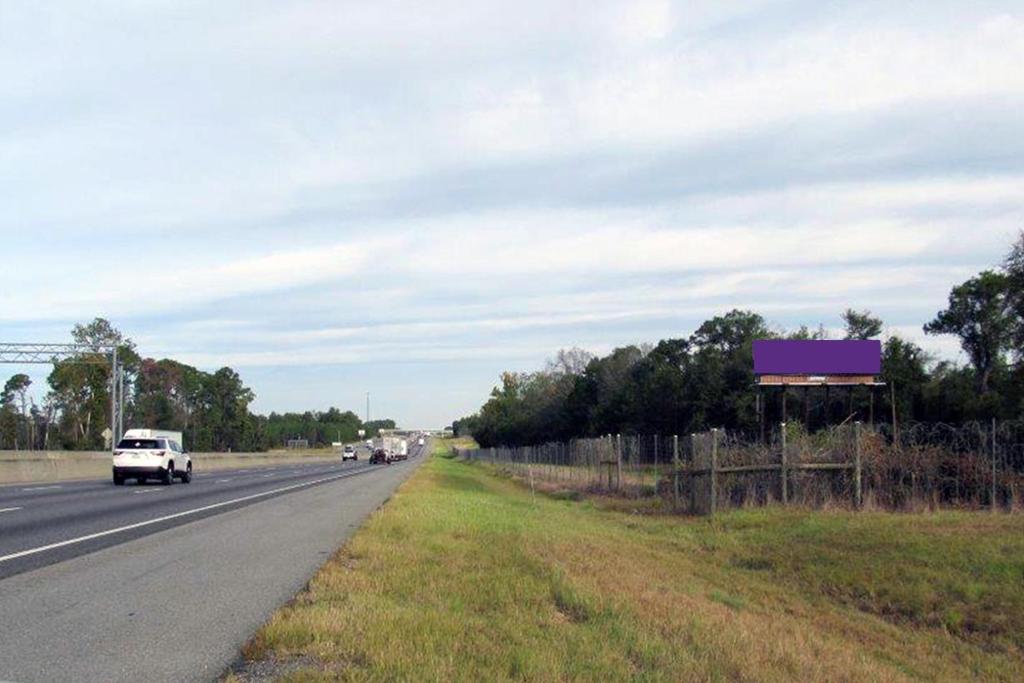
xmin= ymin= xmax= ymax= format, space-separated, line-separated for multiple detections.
xmin=119 ymin=366 xmax=125 ymax=440
xmin=527 ymin=446 xmax=536 ymax=507
xmin=780 ymin=421 xmax=788 ymax=505
xmin=110 ymin=345 xmax=118 ymax=453
xmin=673 ymin=434 xmax=680 ymax=509
xmin=616 ymin=433 xmax=622 ymax=492
xmin=869 ymin=387 xmax=875 ymax=426
xmin=991 ymin=418 xmax=998 ymax=512
xmin=710 ymin=428 xmax=719 ymax=515
xmin=653 ymin=434 xmax=659 ymax=492
xmin=607 ymin=435 xmax=613 ymax=490
xmin=854 ymin=421 xmax=862 ymax=509
xmin=803 ymin=386 xmax=810 ymax=431
xmin=782 ymin=385 xmax=788 ymax=425
xmin=890 ymin=381 xmax=898 ymax=445
xmin=690 ymin=433 xmax=697 ymax=513
xmin=825 ymin=384 xmax=831 ymax=428
xmin=757 ymin=387 xmax=765 ymax=445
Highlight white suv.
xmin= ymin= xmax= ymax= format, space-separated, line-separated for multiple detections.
xmin=113 ymin=434 xmax=192 ymax=486
xmin=342 ymin=444 xmax=357 ymax=462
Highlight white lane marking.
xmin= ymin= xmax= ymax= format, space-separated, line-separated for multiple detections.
xmin=0 ymin=468 xmax=373 ymax=565
xmin=0 ymin=507 xmax=23 ymax=513
xmin=215 ymin=479 xmax=231 ymax=483
xmin=20 ymin=485 xmax=62 ymax=492
xmin=132 ymin=489 xmax=163 ymax=495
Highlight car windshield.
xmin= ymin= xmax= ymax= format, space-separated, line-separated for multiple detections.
xmin=116 ymin=439 xmax=163 ymax=450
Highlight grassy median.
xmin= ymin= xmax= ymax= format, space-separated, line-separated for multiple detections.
xmin=230 ymin=440 xmax=1024 ymax=682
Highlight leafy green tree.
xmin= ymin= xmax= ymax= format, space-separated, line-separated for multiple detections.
xmin=688 ymin=310 xmax=771 ymax=432
xmin=194 ymin=367 xmax=256 ymax=452
xmin=1004 ymin=231 xmax=1024 ymax=356
xmin=583 ymin=346 xmax=645 ymax=436
xmin=924 ymin=271 xmax=1013 ymax=394
xmin=133 ymin=358 xmax=206 ymax=445
xmin=787 ymin=324 xmax=828 ymax=340
xmin=46 ymin=318 xmax=140 ymax=449
xmin=2 ymin=374 xmax=33 ymax=449
xmin=881 ymin=336 xmax=931 ymax=424
xmin=0 ymin=405 xmax=16 ymax=449
xmin=629 ymin=339 xmax=690 ymax=435
xmin=362 ymin=419 xmax=397 ymax=438
xmin=842 ymin=309 xmax=883 ymax=340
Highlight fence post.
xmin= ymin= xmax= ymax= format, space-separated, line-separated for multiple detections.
xmin=780 ymin=422 xmax=788 ymax=505
xmin=854 ymin=421 xmax=862 ymax=509
xmin=690 ymin=433 xmax=697 ymax=513
xmin=616 ymin=433 xmax=622 ymax=492
xmin=673 ymin=434 xmax=680 ymax=509
xmin=527 ymin=446 xmax=536 ymax=506
xmin=991 ymin=418 xmax=998 ymax=513
xmin=710 ymin=429 xmax=719 ymax=515
xmin=654 ymin=434 xmax=660 ymax=493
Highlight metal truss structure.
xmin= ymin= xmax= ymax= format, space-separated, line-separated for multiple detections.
xmin=0 ymin=342 xmax=125 ymax=451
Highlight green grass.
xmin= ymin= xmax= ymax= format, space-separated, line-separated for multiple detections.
xmin=233 ymin=441 xmax=1024 ymax=682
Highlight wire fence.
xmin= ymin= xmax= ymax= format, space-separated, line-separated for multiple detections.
xmin=458 ymin=421 xmax=1024 ymax=515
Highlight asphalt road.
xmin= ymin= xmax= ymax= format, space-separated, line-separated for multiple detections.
xmin=0 ymin=443 xmax=427 ymax=683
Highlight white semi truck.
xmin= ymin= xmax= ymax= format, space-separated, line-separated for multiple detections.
xmin=374 ymin=435 xmax=408 ymax=461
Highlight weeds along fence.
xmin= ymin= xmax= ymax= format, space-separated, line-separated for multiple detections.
xmin=458 ymin=421 xmax=1024 ymax=515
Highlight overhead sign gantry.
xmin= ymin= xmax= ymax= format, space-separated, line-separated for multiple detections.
xmin=0 ymin=342 xmax=125 ymax=451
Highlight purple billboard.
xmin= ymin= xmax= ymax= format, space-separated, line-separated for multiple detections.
xmin=753 ymin=339 xmax=881 ymax=375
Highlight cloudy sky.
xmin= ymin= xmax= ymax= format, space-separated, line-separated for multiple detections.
xmin=2 ymin=1 xmax=1023 ymax=427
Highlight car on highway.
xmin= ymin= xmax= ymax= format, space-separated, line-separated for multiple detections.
xmin=369 ymin=448 xmax=391 ymax=465
xmin=417 ymin=437 xmax=425 ymax=446
xmin=112 ymin=428 xmax=192 ymax=485
xmin=342 ymin=444 xmax=357 ymax=462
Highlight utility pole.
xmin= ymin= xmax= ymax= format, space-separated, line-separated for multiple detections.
xmin=366 ymin=392 xmax=370 ymax=425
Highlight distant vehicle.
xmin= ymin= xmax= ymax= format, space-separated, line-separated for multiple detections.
xmin=392 ymin=439 xmax=409 ymax=461
xmin=369 ymin=448 xmax=391 ymax=465
xmin=417 ymin=437 xmax=425 ymax=447
xmin=342 ymin=444 xmax=357 ymax=462
xmin=376 ymin=435 xmax=403 ymax=456
xmin=365 ymin=439 xmax=373 ymax=449
xmin=112 ymin=428 xmax=192 ymax=486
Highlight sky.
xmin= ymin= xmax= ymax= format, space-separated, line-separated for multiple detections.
xmin=2 ymin=1 xmax=1023 ymax=428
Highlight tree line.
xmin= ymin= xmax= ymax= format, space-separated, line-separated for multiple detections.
xmin=0 ymin=319 xmax=394 ymax=452
xmin=455 ymin=234 xmax=1024 ymax=448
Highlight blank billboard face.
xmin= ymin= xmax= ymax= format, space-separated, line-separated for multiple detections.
xmin=753 ymin=340 xmax=881 ymax=375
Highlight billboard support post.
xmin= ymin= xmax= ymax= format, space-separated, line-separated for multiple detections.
xmin=781 ymin=386 xmax=787 ymax=425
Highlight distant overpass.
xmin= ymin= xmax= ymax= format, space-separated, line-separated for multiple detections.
xmin=379 ymin=429 xmax=453 ymax=438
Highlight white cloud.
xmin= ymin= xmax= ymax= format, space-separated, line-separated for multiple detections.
xmin=0 ymin=236 xmax=404 ymax=322
xmin=2 ymin=1 xmax=1022 ymax=425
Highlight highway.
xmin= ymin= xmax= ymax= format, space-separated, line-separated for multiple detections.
xmin=0 ymin=442 xmax=427 ymax=683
